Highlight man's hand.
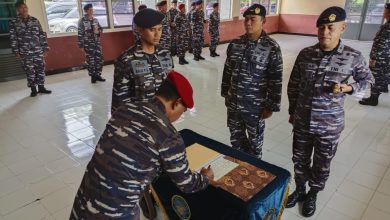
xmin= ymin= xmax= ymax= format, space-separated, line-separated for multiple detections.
xmin=261 ymin=109 xmax=273 ymax=119
xmin=369 ymin=59 xmax=376 ymax=68
xmin=333 ymin=83 xmax=353 ymax=94
xmin=200 ymin=165 xmax=214 ymax=181
xmin=288 ymin=115 xmax=295 ymax=125
xmin=224 ymin=97 xmax=229 ymax=107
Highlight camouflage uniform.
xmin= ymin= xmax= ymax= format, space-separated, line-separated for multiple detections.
xmin=191 ymin=9 xmax=205 ymax=58
xmin=175 ymin=11 xmax=189 ymax=58
xmin=221 ymin=32 xmax=283 ymax=158
xmin=159 ymin=12 xmax=171 ymax=51
xmin=111 ymin=43 xmax=173 ymax=113
xmin=187 ymin=9 xmax=194 ymax=53
xmin=78 ymin=15 xmax=103 ymax=78
xmin=369 ymin=21 xmax=390 ymax=95
xmin=9 ymin=15 xmax=49 ymax=88
xmin=168 ymin=8 xmax=179 ymax=55
xmin=287 ymin=42 xmax=374 ymax=191
xmin=70 ymin=98 xmax=209 ymax=220
xmin=208 ymin=11 xmax=220 ymax=52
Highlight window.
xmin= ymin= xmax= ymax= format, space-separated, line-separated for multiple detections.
xmin=81 ymin=0 xmax=109 ymax=27
xmin=240 ymin=0 xmax=278 ymax=17
xmin=112 ymin=0 xmax=134 ymax=26
xmin=205 ymin=0 xmax=231 ymax=20
xmin=45 ymin=0 xmax=80 ymax=34
xmin=44 ymin=0 xmax=135 ymax=35
xmin=137 ymin=0 xmax=158 ymax=10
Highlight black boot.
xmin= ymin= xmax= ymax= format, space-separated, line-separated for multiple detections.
xmin=214 ymin=50 xmax=220 ymax=56
xmin=95 ymin=75 xmax=106 ymax=82
xmin=194 ymin=55 xmax=199 ymax=61
xmin=359 ymin=95 xmax=379 ymax=106
xmin=38 ymin=85 xmax=52 ymax=94
xmin=30 ymin=86 xmax=37 ymax=97
xmin=302 ymin=189 xmax=318 ymax=217
xmin=198 ymin=55 xmax=205 ymax=60
xmin=179 ymin=57 xmax=185 ymax=65
xmin=286 ymin=185 xmax=306 ymax=208
xmin=91 ymin=76 xmax=96 ymax=84
xmin=210 ymin=50 xmax=216 ymax=57
xmin=183 ymin=58 xmax=189 ymax=64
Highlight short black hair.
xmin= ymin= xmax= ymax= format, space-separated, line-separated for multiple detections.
xmin=15 ymin=2 xmax=26 ymax=8
xmin=83 ymin=3 xmax=93 ymax=11
xmin=155 ymin=79 xmax=179 ymax=102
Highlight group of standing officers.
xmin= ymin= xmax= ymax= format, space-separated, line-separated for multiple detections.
xmin=8 ymin=1 xmax=390 ymax=219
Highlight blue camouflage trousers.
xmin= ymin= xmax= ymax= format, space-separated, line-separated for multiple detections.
xmin=227 ymin=111 xmax=265 ymax=158
xmin=20 ymin=53 xmax=45 ymax=88
xmin=192 ymin=35 xmax=204 ymax=57
xmin=292 ymin=129 xmax=339 ymax=191
xmin=84 ymin=46 xmax=103 ymax=77
xmin=370 ymin=65 xmax=390 ymax=95
xmin=209 ymin=31 xmax=219 ymax=51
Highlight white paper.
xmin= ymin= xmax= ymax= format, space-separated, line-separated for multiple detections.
xmin=208 ymin=156 xmax=239 ymax=180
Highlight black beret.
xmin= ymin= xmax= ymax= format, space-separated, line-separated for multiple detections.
xmin=83 ymin=3 xmax=93 ymax=11
xmin=243 ymin=4 xmax=266 ymax=17
xmin=213 ymin=3 xmax=219 ymax=8
xmin=316 ymin=6 xmax=346 ymax=27
xmin=133 ymin=8 xmax=164 ymax=28
xmin=138 ymin=4 xmax=147 ymax=11
xmin=195 ymin=0 xmax=203 ymax=5
xmin=171 ymin=0 xmax=177 ymax=3
xmin=156 ymin=1 xmax=167 ymax=6
xmin=386 ymin=3 xmax=390 ymax=9
xmin=191 ymin=2 xmax=196 ymax=6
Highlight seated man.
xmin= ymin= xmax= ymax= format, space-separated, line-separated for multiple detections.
xmin=70 ymin=71 xmax=214 ymax=220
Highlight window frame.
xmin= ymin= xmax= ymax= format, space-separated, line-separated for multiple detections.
xmin=42 ymin=0 xmax=134 ymax=37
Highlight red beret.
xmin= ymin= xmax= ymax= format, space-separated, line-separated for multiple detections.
xmin=167 ymin=71 xmax=194 ymax=108
xmin=178 ymin=4 xmax=185 ymax=10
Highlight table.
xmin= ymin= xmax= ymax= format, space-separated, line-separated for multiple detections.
xmin=151 ymin=129 xmax=291 ymax=220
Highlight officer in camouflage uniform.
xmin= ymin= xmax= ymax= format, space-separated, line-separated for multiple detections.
xmin=359 ymin=3 xmax=390 ymax=106
xmin=9 ymin=2 xmax=51 ymax=97
xmin=286 ymin=7 xmax=374 ymax=217
xmin=168 ymin=0 xmax=179 ymax=56
xmin=70 ymin=71 xmax=214 ymax=220
xmin=221 ymin=4 xmax=283 ymax=159
xmin=78 ymin=4 xmax=106 ymax=84
xmin=132 ymin=4 xmax=147 ymax=43
xmin=156 ymin=1 xmax=171 ymax=51
xmin=175 ymin=4 xmax=190 ymax=65
xmin=187 ymin=2 xmax=196 ymax=54
xmin=208 ymin=3 xmax=220 ymax=57
xmin=191 ymin=0 xmax=206 ymax=61
xmin=112 ymin=9 xmax=173 ymax=113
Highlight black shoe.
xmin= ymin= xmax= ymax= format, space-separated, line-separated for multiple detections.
xmin=359 ymin=95 xmax=378 ymax=106
xmin=30 ymin=86 xmax=38 ymax=97
xmin=302 ymin=190 xmax=317 ymax=217
xmin=198 ymin=55 xmax=205 ymax=60
xmin=194 ymin=56 xmax=199 ymax=61
xmin=210 ymin=53 xmax=216 ymax=57
xmin=38 ymin=85 xmax=52 ymax=94
xmin=183 ymin=58 xmax=189 ymax=64
xmin=214 ymin=52 xmax=220 ymax=56
xmin=95 ymin=75 xmax=106 ymax=82
xmin=179 ymin=57 xmax=185 ymax=65
xmin=91 ymin=76 xmax=97 ymax=84
xmin=286 ymin=187 xmax=306 ymax=208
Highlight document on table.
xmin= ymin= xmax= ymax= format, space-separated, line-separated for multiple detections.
xmin=208 ymin=156 xmax=239 ymax=180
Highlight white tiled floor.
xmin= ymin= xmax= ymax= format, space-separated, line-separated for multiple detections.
xmin=0 ymin=34 xmax=389 ymax=219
